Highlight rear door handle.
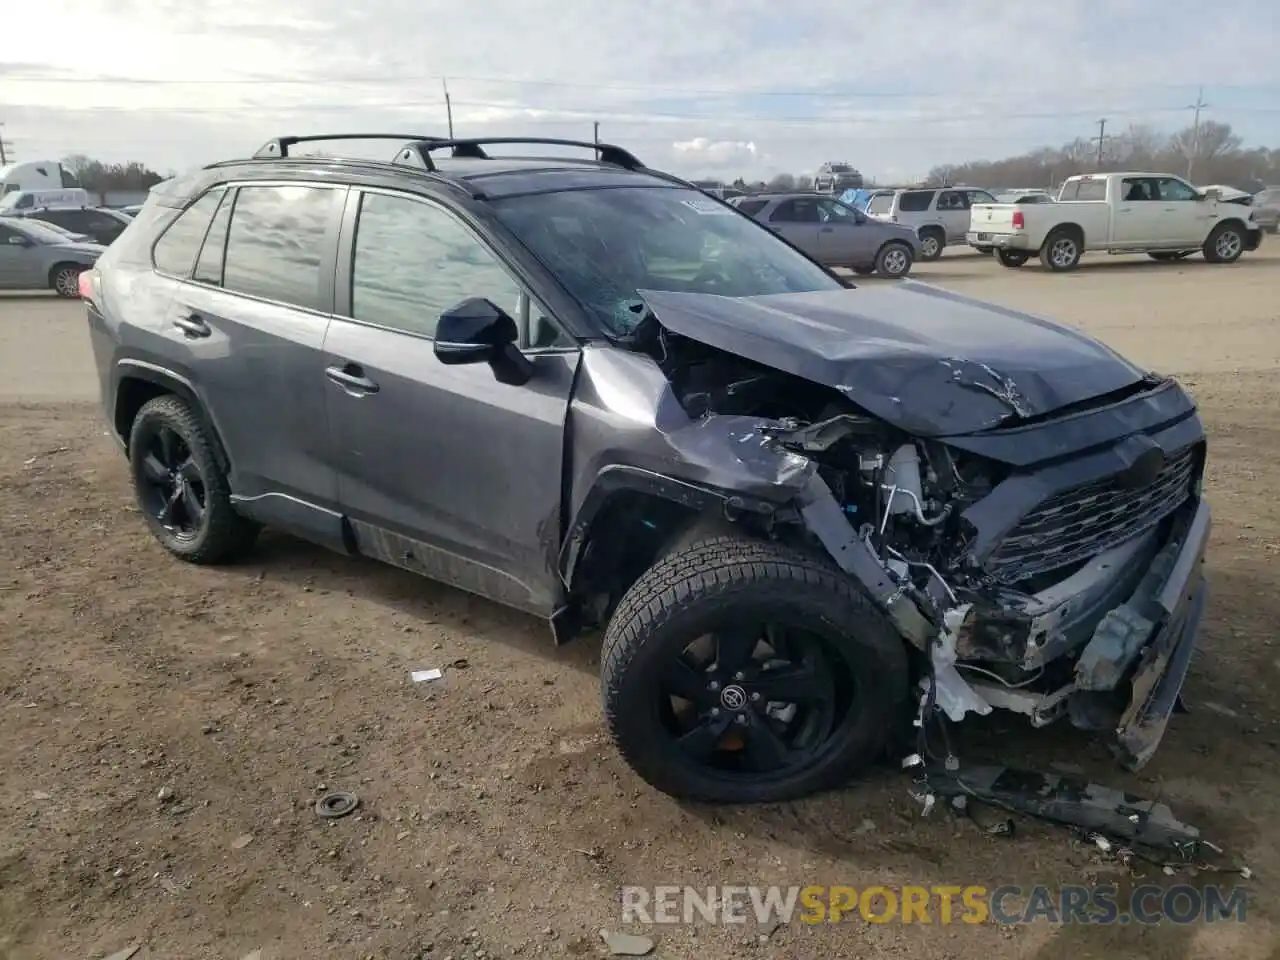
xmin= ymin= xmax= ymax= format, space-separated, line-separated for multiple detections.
xmin=325 ymin=363 xmax=380 ymax=394
xmin=172 ymin=314 xmax=210 ymax=338
xmin=820 ymin=226 xmax=834 ymax=233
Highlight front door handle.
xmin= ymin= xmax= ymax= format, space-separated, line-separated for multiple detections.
xmin=172 ymin=314 xmax=210 ymax=338
xmin=325 ymin=363 xmax=380 ymax=394
xmin=820 ymin=226 xmax=834 ymax=233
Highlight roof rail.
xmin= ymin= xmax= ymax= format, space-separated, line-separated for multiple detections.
xmin=252 ymin=134 xmax=446 ymax=159
xmin=390 ymin=137 xmax=644 ymax=172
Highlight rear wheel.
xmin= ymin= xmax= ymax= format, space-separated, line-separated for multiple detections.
xmin=1203 ymin=222 xmax=1245 ymax=263
xmin=128 ymin=395 xmax=260 ymax=563
xmin=874 ymin=241 xmax=913 ymax=278
xmin=1040 ymin=229 xmax=1082 ymax=271
xmin=995 ymin=249 xmax=1029 ymax=268
xmin=917 ymin=228 xmax=944 ymax=261
xmin=50 ymin=263 xmax=85 ymax=298
xmin=601 ymin=536 xmax=909 ymax=803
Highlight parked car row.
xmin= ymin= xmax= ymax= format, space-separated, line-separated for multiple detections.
xmin=968 ymin=171 xmax=1265 ymax=270
xmin=0 ymin=216 xmax=108 ymax=296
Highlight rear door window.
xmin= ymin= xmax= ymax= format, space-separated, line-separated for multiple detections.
xmin=152 ymin=187 xmax=227 ymax=277
xmin=897 ymin=190 xmax=935 ymax=212
xmin=221 ymin=184 xmax=342 ymax=311
xmin=193 ymin=189 xmax=234 ymax=285
xmin=1060 ymin=179 xmax=1107 ymax=201
xmin=770 ymin=198 xmax=822 ymax=222
xmin=734 ymin=199 xmax=768 ymax=217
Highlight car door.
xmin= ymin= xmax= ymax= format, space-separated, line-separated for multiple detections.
xmin=151 ymin=181 xmax=348 ymax=550
xmin=0 ymin=223 xmax=29 ymax=285
xmin=322 ymin=188 xmax=579 ymax=617
xmin=767 ymin=198 xmax=822 ymax=257
xmin=1154 ymin=176 xmax=1210 ymax=245
xmin=1112 ymin=177 xmax=1165 ymax=245
xmin=815 ymin=198 xmax=877 ymax=265
xmin=935 ymin=190 xmax=972 ymax=242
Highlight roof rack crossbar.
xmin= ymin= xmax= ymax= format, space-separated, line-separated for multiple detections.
xmin=253 ymin=134 xmax=446 ymax=159
xmin=389 ymin=137 xmax=644 ymax=172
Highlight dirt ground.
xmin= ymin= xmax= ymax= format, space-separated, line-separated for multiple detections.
xmin=2 ymin=249 xmax=1279 ymax=960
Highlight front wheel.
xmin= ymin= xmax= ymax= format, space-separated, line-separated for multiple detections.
xmin=1203 ymin=223 xmax=1245 ymax=263
xmin=875 ymin=241 xmax=913 ymax=278
xmin=601 ymin=536 xmax=909 ymax=803
xmin=995 ymin=249 xmax=1029 ymax=268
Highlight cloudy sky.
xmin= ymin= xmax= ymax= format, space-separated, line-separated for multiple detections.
xmin=3 ymin=0 xmax=1278 ymax=183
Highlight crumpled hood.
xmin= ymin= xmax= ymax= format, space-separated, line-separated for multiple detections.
xmin=638 ymin=281 xmax=1147 ymax=436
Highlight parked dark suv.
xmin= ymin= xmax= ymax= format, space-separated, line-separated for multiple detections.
xmin=85 ymin=134 xmax=1211 ymax=803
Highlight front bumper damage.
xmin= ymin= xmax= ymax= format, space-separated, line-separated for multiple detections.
xmin=798 ymin=473 xmax=1210 ymax=772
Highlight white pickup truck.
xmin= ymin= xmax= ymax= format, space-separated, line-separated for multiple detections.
xmin=967 ymin=172 xmax=1263 ymax=271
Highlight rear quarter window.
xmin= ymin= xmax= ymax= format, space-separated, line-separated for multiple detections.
xmin=151 ymin=188 xmax=226 ymax=276
xmin=734 ymin=199 xmax=768 ymax=216
xmin=897 ymin=190 xmax=935 ymax=212
xmin=866 ymin=194 xmax=893 ymax=215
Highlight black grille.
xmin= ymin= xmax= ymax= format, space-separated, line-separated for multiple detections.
xmin=986 ymin=445 xmax=1198 ymax=584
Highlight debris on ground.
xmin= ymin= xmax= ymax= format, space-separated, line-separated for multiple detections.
xmin=599 ymin=929 xmax=655 ymax=956
xmin=231 ymin=833 xmax=255 ymax=850
xmin=315 ymin=791 xmax=360 ymax=819
xmin=410 ymin=668 xmax=443 ymax=683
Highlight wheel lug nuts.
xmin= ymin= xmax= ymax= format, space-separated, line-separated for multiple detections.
xmin=708 ymin=681 xmax=720 ymax=692
xmin=733 ymin=672 xmax=745 ymax=681
xmin=735 ymin=714 xmax=748 ymax=725
xmin=710 ymin=708 xmax=720 ymax=717
xmin=750 ymin=692 xmax=761 ymax=702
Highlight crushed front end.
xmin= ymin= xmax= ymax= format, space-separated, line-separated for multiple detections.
xmin=768 ymin=375 xmax=1210 ymax=770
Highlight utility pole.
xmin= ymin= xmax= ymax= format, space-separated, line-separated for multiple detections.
xmin=1185 ymin=86 xmax=1209 ymax=181
xmin=1092 ymin=118 xmax=1108 ymax=169
xmin=442 ymin=78 xmax=454 ymax=138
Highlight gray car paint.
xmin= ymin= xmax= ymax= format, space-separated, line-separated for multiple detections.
xmin=734 ymin=194 xmax=919 ymax=269
xmin=0 ymin=218 xmax=104 ymax=289
xmin=85 ymin=150 xmax=1210 ymax=771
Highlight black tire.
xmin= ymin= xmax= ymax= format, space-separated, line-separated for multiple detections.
xmin=49 ymin=263 xmax=85 ymax=298
xmin=1040 ymin=228 xmax=1082 ymax=271
xmin=1203 ymin=222 xmax=1245 ymax=264
xmin=874 ymin=241 xmax=913 ymax=278
xmin=917 ymin=228 xmax=944 ymax=261
xmin=127 ymin=395 xmax=259 ymax=564
xmin=851 ymin=266 xmax=875 ymax=276
xmin=995 ymin=249 xmax=1029 ymax=268
xmin=1148 ymin=252 xmax=1192 ymax=261
xmin=601 ymin=535 xmax=910 ymax=803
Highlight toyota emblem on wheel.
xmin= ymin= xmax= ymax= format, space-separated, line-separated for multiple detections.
xmin=720 ymin=685 xmax=748 ymax=710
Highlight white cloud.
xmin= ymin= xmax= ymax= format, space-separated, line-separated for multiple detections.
xmin=2 ymin=0 xmax=1278 ymax=180
xmin=672 ymin=137 xmax=760 ymax=172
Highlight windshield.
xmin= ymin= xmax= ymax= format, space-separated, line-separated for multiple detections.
xmin=492 ymin=186 xmax=842 ymax=336
xmin=3 ymin=218 xmax=71 ymax=244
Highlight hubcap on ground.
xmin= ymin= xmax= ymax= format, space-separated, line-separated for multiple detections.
xmin=136 ymin=426 xmax=207 ymax=540
xmin=1050 ymin=238 xmax=1077 ymax=267
xmin=657 ymin=623 xmax=852 ymax=777
xmin=1215 ymin=231 xmax=1242 ymax=259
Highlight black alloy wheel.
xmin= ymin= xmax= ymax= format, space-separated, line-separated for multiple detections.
xmin=134 ymin=425 xmax=207 ymax=542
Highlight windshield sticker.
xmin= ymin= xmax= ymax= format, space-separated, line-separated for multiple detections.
xmin=681 ymin=198 xmax=734 ymax=215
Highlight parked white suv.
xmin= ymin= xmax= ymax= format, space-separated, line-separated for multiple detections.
xmin=864 ymin=186 xmax=997 ymax=260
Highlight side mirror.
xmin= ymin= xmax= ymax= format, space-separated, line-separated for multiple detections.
xmin=6 ymin=235 xmax=29 ymax=246
xmin=1201 ymin=188 xmax=1221 ymax=202
xmin=434 ymin=297 xmax=533 ymax=386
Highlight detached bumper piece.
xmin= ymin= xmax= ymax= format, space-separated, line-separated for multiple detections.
xmin=923 ymin=763 xmax=1203 ymax=853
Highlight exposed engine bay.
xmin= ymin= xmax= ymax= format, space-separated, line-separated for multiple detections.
xmin=639 ymin=322 xmax=1209 ymax=769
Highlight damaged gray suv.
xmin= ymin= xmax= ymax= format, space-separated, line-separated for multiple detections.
xmin=85 ymin=135 xmax=1210 ymax=803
